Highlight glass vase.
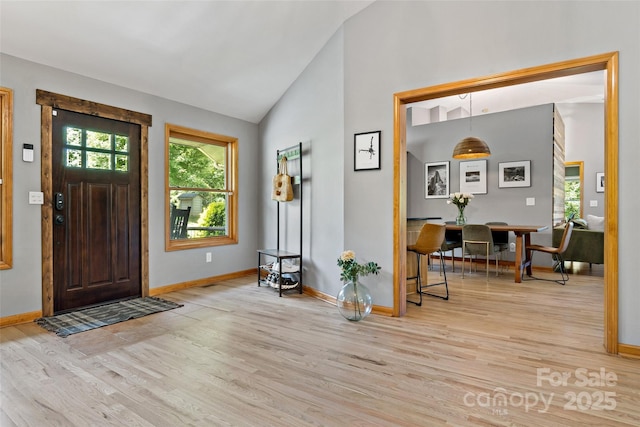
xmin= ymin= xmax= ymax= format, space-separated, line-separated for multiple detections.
xmin=456 ymin=207 xmax=467 ymax=225
xmin=336 ymin=280 xmax=372 ymax=321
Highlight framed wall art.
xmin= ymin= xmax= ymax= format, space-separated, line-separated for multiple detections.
xmin=354 ymin=130 xmax=381 ymax=171
xmin=596 ymin=172 xmax=604 ymax=192
xmin=499 ymin=160 xmax=531 ymax=188
xmin=425 ymin=161 xmax=449 ymax=198
xmin=459 ymin=159 xmax=487 ymax=194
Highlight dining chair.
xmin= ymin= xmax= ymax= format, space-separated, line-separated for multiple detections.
xmin=440 ymin=221 xmax=462 ymax=273
xmin=461 ymin=224 xmax=502 ymax=278
xmin=407 ymin=223 xmax=449 ymax=305
xmin=523 ymin=221 xmax=574 ymax=285
xmin=486 ymin=221 xmax=509 ymax=270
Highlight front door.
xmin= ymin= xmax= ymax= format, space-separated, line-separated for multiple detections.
xmin=52 ymin=109 xmax=141 ymax=313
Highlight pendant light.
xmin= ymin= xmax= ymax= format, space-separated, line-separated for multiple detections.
xmin=452 ymin=93 xmax=490 ymax=159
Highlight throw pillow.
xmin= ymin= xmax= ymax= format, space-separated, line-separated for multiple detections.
xmin=587 ymin=214 xmax=605 ymax=232
xmin=570 ymin=218 xmax=589 ymax=229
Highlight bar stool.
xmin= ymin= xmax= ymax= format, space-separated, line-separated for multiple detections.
xmin=407 ymin=223 xmax=449 ymax=305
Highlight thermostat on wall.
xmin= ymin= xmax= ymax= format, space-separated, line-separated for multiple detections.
xmin=23 ymin=144 xmax=34 ymax=162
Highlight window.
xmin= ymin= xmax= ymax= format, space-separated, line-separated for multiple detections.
xmin=63 ymin=126 xmax=130 ymax=171
xmin=165 ymin=123 xmax=237 ymax=250
xmin=0 ymin=87 xmax=13 ymax=270
xmin=564 ymin=161 xmax=583 ymax=219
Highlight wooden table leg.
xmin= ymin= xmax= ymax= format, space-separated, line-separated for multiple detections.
xmin=514 ymin=233 xmax=524 ymax=283
xmin=524 ymin=233 xmax=533 ymax=276
xmin=513 ymin=232 xmax=534 ymax=283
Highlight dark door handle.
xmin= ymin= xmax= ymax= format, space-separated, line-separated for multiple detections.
xmin=55 ymin=214 xmax=65 ymax=225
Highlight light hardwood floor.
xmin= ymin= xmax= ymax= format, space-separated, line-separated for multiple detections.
xmin=1 ymin=267 xmax=639 ymax=426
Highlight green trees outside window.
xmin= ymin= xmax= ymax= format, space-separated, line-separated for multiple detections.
xmin=165 ymin=124 xmax=237 ymax=250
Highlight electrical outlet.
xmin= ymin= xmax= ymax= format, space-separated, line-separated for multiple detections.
xmin=206 ymin=252 xmax=212 ymax=263
xmin=510 ymin=242 xmax=516 ymax=252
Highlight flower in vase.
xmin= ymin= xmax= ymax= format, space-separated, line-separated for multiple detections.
xmin=337 ymin=250 xmax=381 ymax=283
xmin=447 ymin=192 xmax=474 ymax=209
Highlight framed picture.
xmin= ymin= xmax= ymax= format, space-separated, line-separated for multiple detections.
xmin=596 ymin=172 xmax=604 ymax=192
xmin=425 ymin=161 xmax=449 ymax=198
xmin=459 ymin=160 xmax=487 ymax=194
xmin=354 ymin=131 xmax=381 ymax=171
xmin=499 ymin=160 xmax=531 ymax=188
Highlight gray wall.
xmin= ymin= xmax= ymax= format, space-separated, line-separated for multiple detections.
xmin=406 ymin=102 xmax=606 ymax=224
xmin=341 ymin=2 xmax=638 ymax=341
xmin=407 ymin=104 xmax=554 ymax=225
xmin=259 ymin=29 xmax=346 ymax=296
xmin=0 ymin=54 xmax=260 ymax=316
xmin=558 ymin=103 xmax=605 ymax=217
xmin=406 ymin=104 xmax=555 ymax=265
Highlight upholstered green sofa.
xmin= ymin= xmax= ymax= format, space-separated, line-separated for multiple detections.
xmin=552 ymin=219 xmax=604 ymax=265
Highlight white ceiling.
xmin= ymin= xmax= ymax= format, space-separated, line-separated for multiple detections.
xmin=1 ymin=1 xmax=603 ymax=125
xmin=409 ymin=71 xmax=605 ymax=126
xmin=0 ymin=0 xmax=374 ymax=124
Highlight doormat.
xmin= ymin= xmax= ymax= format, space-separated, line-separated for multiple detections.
xmin=35 ymin=297 xmax=183 ymax=337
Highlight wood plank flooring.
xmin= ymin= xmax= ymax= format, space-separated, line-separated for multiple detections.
xmin=1 ymin=267 xmax=639 ymax=426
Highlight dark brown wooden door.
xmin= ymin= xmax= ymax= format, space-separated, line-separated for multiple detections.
xmin=52 ymin=109 xmax=141 ymax=313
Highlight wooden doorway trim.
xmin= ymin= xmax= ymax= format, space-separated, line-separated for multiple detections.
xmin=0 ymin=87 xmax=13 ymax=270
xmin=393 ymin=52 xmax=619 ymax=353
xmin=36 ymin=90 xmax=152 ymax=317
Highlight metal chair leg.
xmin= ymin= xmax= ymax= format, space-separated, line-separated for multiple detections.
xmin=407 ymin=251 xmax=422 ymax=306
xmin=463 ymin=241 xmax=491 ymax=279
xmin=553 ymin=254 xmax=570 ymax=285
xmin=462 ymin=242 xmax=466 ymax=278
xmin=523 ymin=253 xmax=570 ymax=285
xmin=441 ymin=249 xmax=456 ymax=275
xmin=485 ymin=247 xmax=489 ymax=279
xmin=420 ymin=251 xmax=449 ymax=300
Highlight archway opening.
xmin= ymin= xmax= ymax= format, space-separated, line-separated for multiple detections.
xmin=393 ymin=52 xmax=619 ymax=353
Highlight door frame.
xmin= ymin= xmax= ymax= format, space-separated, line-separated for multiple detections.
xmin=36 ymin=90 xmax=152 ymax=317
xmin=393 ymin=52 xmax=619 ymax=353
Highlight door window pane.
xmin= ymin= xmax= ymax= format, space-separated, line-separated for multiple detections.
xmin=87 ymin=151 xmax=111 ymax=170
xmin=63 ymin=126 xmax=129 ymax=172
xmin=115 ymin=154 xmax=128 ymax=171
xmin=115 ymin=135 xmax=128 ymax=152
xmin=86 ymin=130 xmax=111 ymax=150
xmin=66 ymin=127 xmax=82 ymax=146
xmin=66 ymin=149 xmax=82 ymax=168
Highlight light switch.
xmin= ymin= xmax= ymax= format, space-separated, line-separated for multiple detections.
xmin=526 ymin=197 xmax=535 ymax=206
xmin=590 ymin=200 xmax=598 ymax=207
xmin=29 ymin=191 xmax=44 ymax=205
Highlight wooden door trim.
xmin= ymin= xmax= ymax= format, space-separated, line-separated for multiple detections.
xmin=37 ymin=90 xmax=152 ymax=316
xmin=393 ymin=52 xmax=619 ymax=353
xmin=0 ymin=87 xmax=13 ymax=270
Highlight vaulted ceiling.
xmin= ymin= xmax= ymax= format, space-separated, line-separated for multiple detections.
xmin=1 ymin=1 xmax=603 ymax=126
xmin=0 ymin=1 xmax=373 ymax=123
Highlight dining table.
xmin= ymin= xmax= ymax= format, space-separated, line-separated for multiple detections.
xmin=444 ymin=223 xmax=548 ymax=283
